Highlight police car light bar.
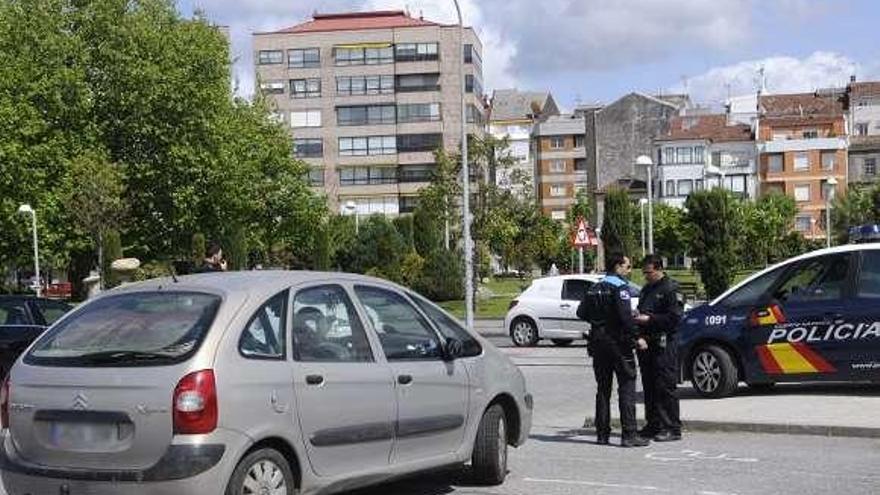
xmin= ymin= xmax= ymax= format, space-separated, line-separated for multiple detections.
xmin=849 ymin=224 xmax=880 ymax=244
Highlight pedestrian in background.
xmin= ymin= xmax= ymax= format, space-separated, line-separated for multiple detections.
xmin=578 ymin=254 xmax=650 ymax=447
xmin=635 ymin=254 xmax=684 ymax=442
xmin=195 ymin=241 xmax=228 ymax=273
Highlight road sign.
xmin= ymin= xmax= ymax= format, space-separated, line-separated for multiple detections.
xmin=571 ymin=217 xmax=596 ymax=247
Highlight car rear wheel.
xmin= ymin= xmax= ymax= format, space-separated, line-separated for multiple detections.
xmin=510 ymin=317 xmax=539 ymax=347
xmin=471 ymin=404 xmax=508 ymax=485
xmin=551 ymin=339 xmax=573 ymax=347
xmin=690 ymin=345 xmax=738 ymax=398
xmin=226 ymin=447 xmax=295 ymax=495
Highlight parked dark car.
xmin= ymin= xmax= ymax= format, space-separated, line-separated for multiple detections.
xmin=0 ymin=296 xmax=72 ymax=377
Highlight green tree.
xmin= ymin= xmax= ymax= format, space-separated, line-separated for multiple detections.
xmin=348 ymin=216 xmax=406 ymax=280
xmin=652 ymin=203 xmax=689 ymax=264
xmin=191 ymin=233 xmax=206 ymax=266
xmin=740 ymin=193 xmax=796 ymax=267
xmin=393 ymin=215 xmax=415 ymax=253
xmin=601 ymin=188 xmax=637 ymax=258
xmin=413 ymin=249 xmax=463 ymax=301
xmin=102 ymin=229 xmax=123 ymax=289
xmin=832 ymin=185 xmax=876 ymax=243
xmin=685 ymin=189 xmax=741 ymax=299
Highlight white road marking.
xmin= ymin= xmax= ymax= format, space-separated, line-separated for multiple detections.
xmin=524 ymin=477 xmax=666 ymax=491
xmin=646 ymin=450 xmax=759 ymax=463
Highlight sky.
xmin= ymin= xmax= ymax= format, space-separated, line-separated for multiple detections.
xmin=180 ymin=0 xmax=880 ymax=111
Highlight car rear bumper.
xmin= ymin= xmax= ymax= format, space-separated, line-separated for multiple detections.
xmin=0 ymin=429 xmax=246 ymax=495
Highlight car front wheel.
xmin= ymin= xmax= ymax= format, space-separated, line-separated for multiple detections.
xmin=226 ymin=448 xmax=295 ymax=495
xmin=510 ymin=317 xmax=539 ymax=347
xmin=471 ymin=404 xmax=508 ymax=485
xmin=690 ymin=345 xmax=738 ymax=398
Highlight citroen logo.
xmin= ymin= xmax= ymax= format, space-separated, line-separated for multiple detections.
xmin=72 ymin=392 xmax=89 ymax=410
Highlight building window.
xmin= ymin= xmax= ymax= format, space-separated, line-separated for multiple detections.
xmin=290 ymin=78 xmax=320 ymax=98
xmin=336 ymin=105 xmax=396 ymax=126
xmin=466 ymin=104 xmax=484 ymax=124
xmin=259 ymin=81 xmax=285 ymax=95
xmin=339 ymin=166 xmax=398 ymax=186
xmin=768 ymin=154 xmax=783 ymax=173
xmin=307 ymin=168 xmax=324 ymax=186
xmin=399 ymin=196 xmax=418 ymax=213
xmin=665 ymin=180 xmax=675 ymax=197
xmin=549 ymin=160 xmax=566 ymax=173
xmin=293 ymin=139 xmax=323 ymax=158
xmin=677 ymin=179 xmax=693 ymax=196
xmin=395 ymin=43 xmax=439 ymax=62
xmin=291 ymin=110 xmax=322 ymax=128
xmin=288 ymin=48 xmax=320 ymax=68
xmin=395 ymin=73 xmax=440 ymax=92
xmin=397 ymin=103 xmax=441 ymax=123
xmin=694 ymin=146 xmax=705 ymax=164
xmin=730 ymin=175 xmax=747 ymax=193
xmin=821 ymin=152 xmax=836 ymax=171
xmin=795 ymin=215 xmax=812 ymax=232
xmin=864 ymin=158 xmax=877 ymax=177
xmin=794 ymin=184 xmax=811 ymax=202
xmin=551 ymin=210 xmax=566 ymax=220
xmin=343 ymin=196 xmax=400 ymax=216
xmin=549 ymin=136 xmax=565 ymax=149
xmin=855 ymin=123 xmax=869 ymax=136
xmin=574 ymin=158 xmax=587 ymax=171
xmin=397 ymin=133 xmax=443 ymax=153
xmin=676 ymin=147 xmax=693 ymax=164
xmin=336 ymin=75 xmax=394 ymax=96
xmin=711 ymin=151 xmax=722 ymax=167
xmin=334 ymin=45 xmax=393 ymax=66
xmin=465 ymin=74 xmax=482 ymax=96
xmin=662 ymin=147 xmax=674 ymax=165
xmin=550 ymin=185 xmax=566 ymax=197
xmin=258 ymin=50 xmax=283 ymax=65
xmin=695 ymin=179 xmax=704 ymax=191
xmin=338 ymin=136 xmax=396 ymax=156
xmin=399 ymin=164 xmax=436 ymax=183
xmin=464 ymin=44 xmax=482 ymax=70
xmin=575 ymin=135 xmax=585 ymax=148
xmin=803 ymin=129 xmax=819 ymax=139
xmin=794 ymin=152 xmax=809 ymax=171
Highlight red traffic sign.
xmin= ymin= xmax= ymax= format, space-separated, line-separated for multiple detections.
xmin=571 ymin=217 xmax=597 ymax=247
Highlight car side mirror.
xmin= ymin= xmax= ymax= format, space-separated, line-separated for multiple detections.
xmin=443 ymin=338 xmax=463 ymax=361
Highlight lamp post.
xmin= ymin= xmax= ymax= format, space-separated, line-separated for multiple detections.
xmin=17 ymin=204 xmax=41 ymax=297
xmin=453 ymin=0 xmax=474 ymax=331
xmin=636 ymin=155 xmax=654 ymax=254
xmin=639 ymin=198 xmax=648 ymax=258
xmin=344 ymin=200 xmax=358 ymax=235
xmin=825 ymin=176 xmax=838 ymax=248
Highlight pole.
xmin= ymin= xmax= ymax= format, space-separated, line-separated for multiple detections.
xmin=453 ymin=0 xmax=474 ymax=331
xmin=578 ymin=247 xmax=584 ymax=274
xmin=647 ymin=165 xmax=654 ymax=254
xmin=30 ymin=210 xmax=41 ymax=298
xmin=354 ymin=212 xmax=359 ymax=235
xmin=826 ymin=191 xmax=832 ymax=249
xmin=640 ymin=202 xmax=646 ymax=259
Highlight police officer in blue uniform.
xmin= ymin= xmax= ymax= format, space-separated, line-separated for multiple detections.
xmin=635 ymin=254 xmax=684 ymax=442
xmin=578 ymin=254 xmax=650 ymax=447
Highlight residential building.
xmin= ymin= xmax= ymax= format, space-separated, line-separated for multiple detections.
xmin=532 ymin=114 xmax=587 ymax=220
xmin=488 ymin=89 xmax=559 ymax=194
xmin=847 ymin=79 xmax=880 ymax=186
xmin=253 ymin=10 xmax=485 ymax=215
xmin=757 ymin=92 xmax=848 ymax=240
xmin=655 ymin=114 xmax=756 ymax=208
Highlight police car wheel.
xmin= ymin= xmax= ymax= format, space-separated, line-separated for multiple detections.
xmin=690 ymin=345 xmax=738 ymax=398
xmin=511 ymin=318 xmax=539 ymax=347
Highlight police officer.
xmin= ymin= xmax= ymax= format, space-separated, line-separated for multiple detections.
xmin=635 ymin=254 xmax=684 ymax=442
xmin=578 ymin=254 xmax=650 ymax=447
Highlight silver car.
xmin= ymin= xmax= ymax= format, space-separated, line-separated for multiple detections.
xmin=0 ymin=272 xmax=532 ymax=495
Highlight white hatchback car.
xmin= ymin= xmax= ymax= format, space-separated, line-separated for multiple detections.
xmin=504 ymin=275 xmax=641 ymax=347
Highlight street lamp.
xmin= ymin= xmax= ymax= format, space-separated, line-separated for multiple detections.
xmin=825 ymin=176 xmax=838 ymax=249
xmin=638 ymin=198 xmax=648 ymax=259
xmin=343 ymin=200 xmax=358 ymax=235
xmin=704 ymin=164 xmax=726 ymax=190
xmin=17 ymin=204 xmax=41 ymax=297
xmin=453 ymin=0 xmax=475 ymax=331
xmin=636 ymin=155 xmax=654 ymax=254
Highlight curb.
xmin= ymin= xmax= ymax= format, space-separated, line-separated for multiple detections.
xmin=583 ymin=417 xmax=880 ymax=439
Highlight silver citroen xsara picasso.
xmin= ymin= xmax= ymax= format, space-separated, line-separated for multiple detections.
xmin=0 ymin=271 xmax=532 ymax=495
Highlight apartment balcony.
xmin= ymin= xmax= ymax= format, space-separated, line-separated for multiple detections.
xmin=759 ymin=137 xmax=847 ymax=153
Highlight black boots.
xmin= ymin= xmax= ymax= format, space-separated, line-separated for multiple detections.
xmin=621 ymin=435 xmax=650 ymax=447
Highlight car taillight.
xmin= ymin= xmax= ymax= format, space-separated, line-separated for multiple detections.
xmin=508 ymin=300 xmax=518 ymax=310
xmin=1 ymin=376 xmax=10 ymax=429
xmin=173 ymin=370 xmax=217 ymax=435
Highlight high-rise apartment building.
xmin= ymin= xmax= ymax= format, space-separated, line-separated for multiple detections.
xmin=253 ymin=10 xmax=485 ymax=215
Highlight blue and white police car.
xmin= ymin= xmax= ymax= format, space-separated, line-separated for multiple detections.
xmin=678 ymin=235 xmax=880 ymax=398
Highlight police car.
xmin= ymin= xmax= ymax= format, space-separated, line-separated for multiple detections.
xmin=678 ymin=240 xmax=880 ymax=398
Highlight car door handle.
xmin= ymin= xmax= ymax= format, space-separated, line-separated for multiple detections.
xmin=560 ymin=303 xmax=571 ymax=309
xmin=305 ymin=374 xmax=324 ymax=386
xmin=397 ymin=374 xmax=413 ymax=385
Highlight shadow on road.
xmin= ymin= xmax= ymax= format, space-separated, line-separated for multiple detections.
xmin=677 ymin=382 xmax=880 ymax=400
xmin=343 ymin=466 xmax=495 ymax=495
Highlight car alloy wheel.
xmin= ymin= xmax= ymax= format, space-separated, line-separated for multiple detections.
xmin=692 ymin=350 xmax=721 ymax=394
xmin=243 ymin=460 xmax=287 ymax=495
xmin=511 ymin=319 xmax=537 ymax=347
xmin=690 ymin=344 xmax=738 ymax=398
xmin=227 ymin=448 xmax=294 ymax=495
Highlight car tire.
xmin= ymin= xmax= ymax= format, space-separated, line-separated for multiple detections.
xmin=551 ymin=339 xmax=573 ymax=347
xmin=471 ymin=404 xmax=508 ymax=485
xmin=510 ymin=317 xmax=539 ymax=347
xmin=226 ymin=447 xmax=295 ymax=495
xmin=690 ymin=345 xmax=738 ymax=398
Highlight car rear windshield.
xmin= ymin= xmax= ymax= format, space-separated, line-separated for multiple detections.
xmin=25 ymin=291 xmax=221 ymax=367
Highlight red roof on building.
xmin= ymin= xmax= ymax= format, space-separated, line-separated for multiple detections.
xmin=268 ymin=11 xmax=439 ymax=34
xmin=759 ymin=92 xmax=845 ymax=117
xmin=658 ymin=114 xmax=753 ymax=143
xmin=849 ymin=82 xmax=880 ymax=98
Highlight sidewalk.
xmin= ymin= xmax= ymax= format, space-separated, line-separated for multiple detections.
xmin=473 ymin=319 xmax=505 ymax=337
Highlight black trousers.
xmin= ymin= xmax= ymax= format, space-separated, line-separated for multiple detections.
xmin=592 ymin=342 xmax=638 ymax=437
xmin=637 ymin=337 xmax=682 ymax=434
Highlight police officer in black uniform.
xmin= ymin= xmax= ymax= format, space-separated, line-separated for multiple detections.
xmin=635 ymin=254 xmax=684 ymax=442
xmin=578 ymin=254 xmax=650 ymax=447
